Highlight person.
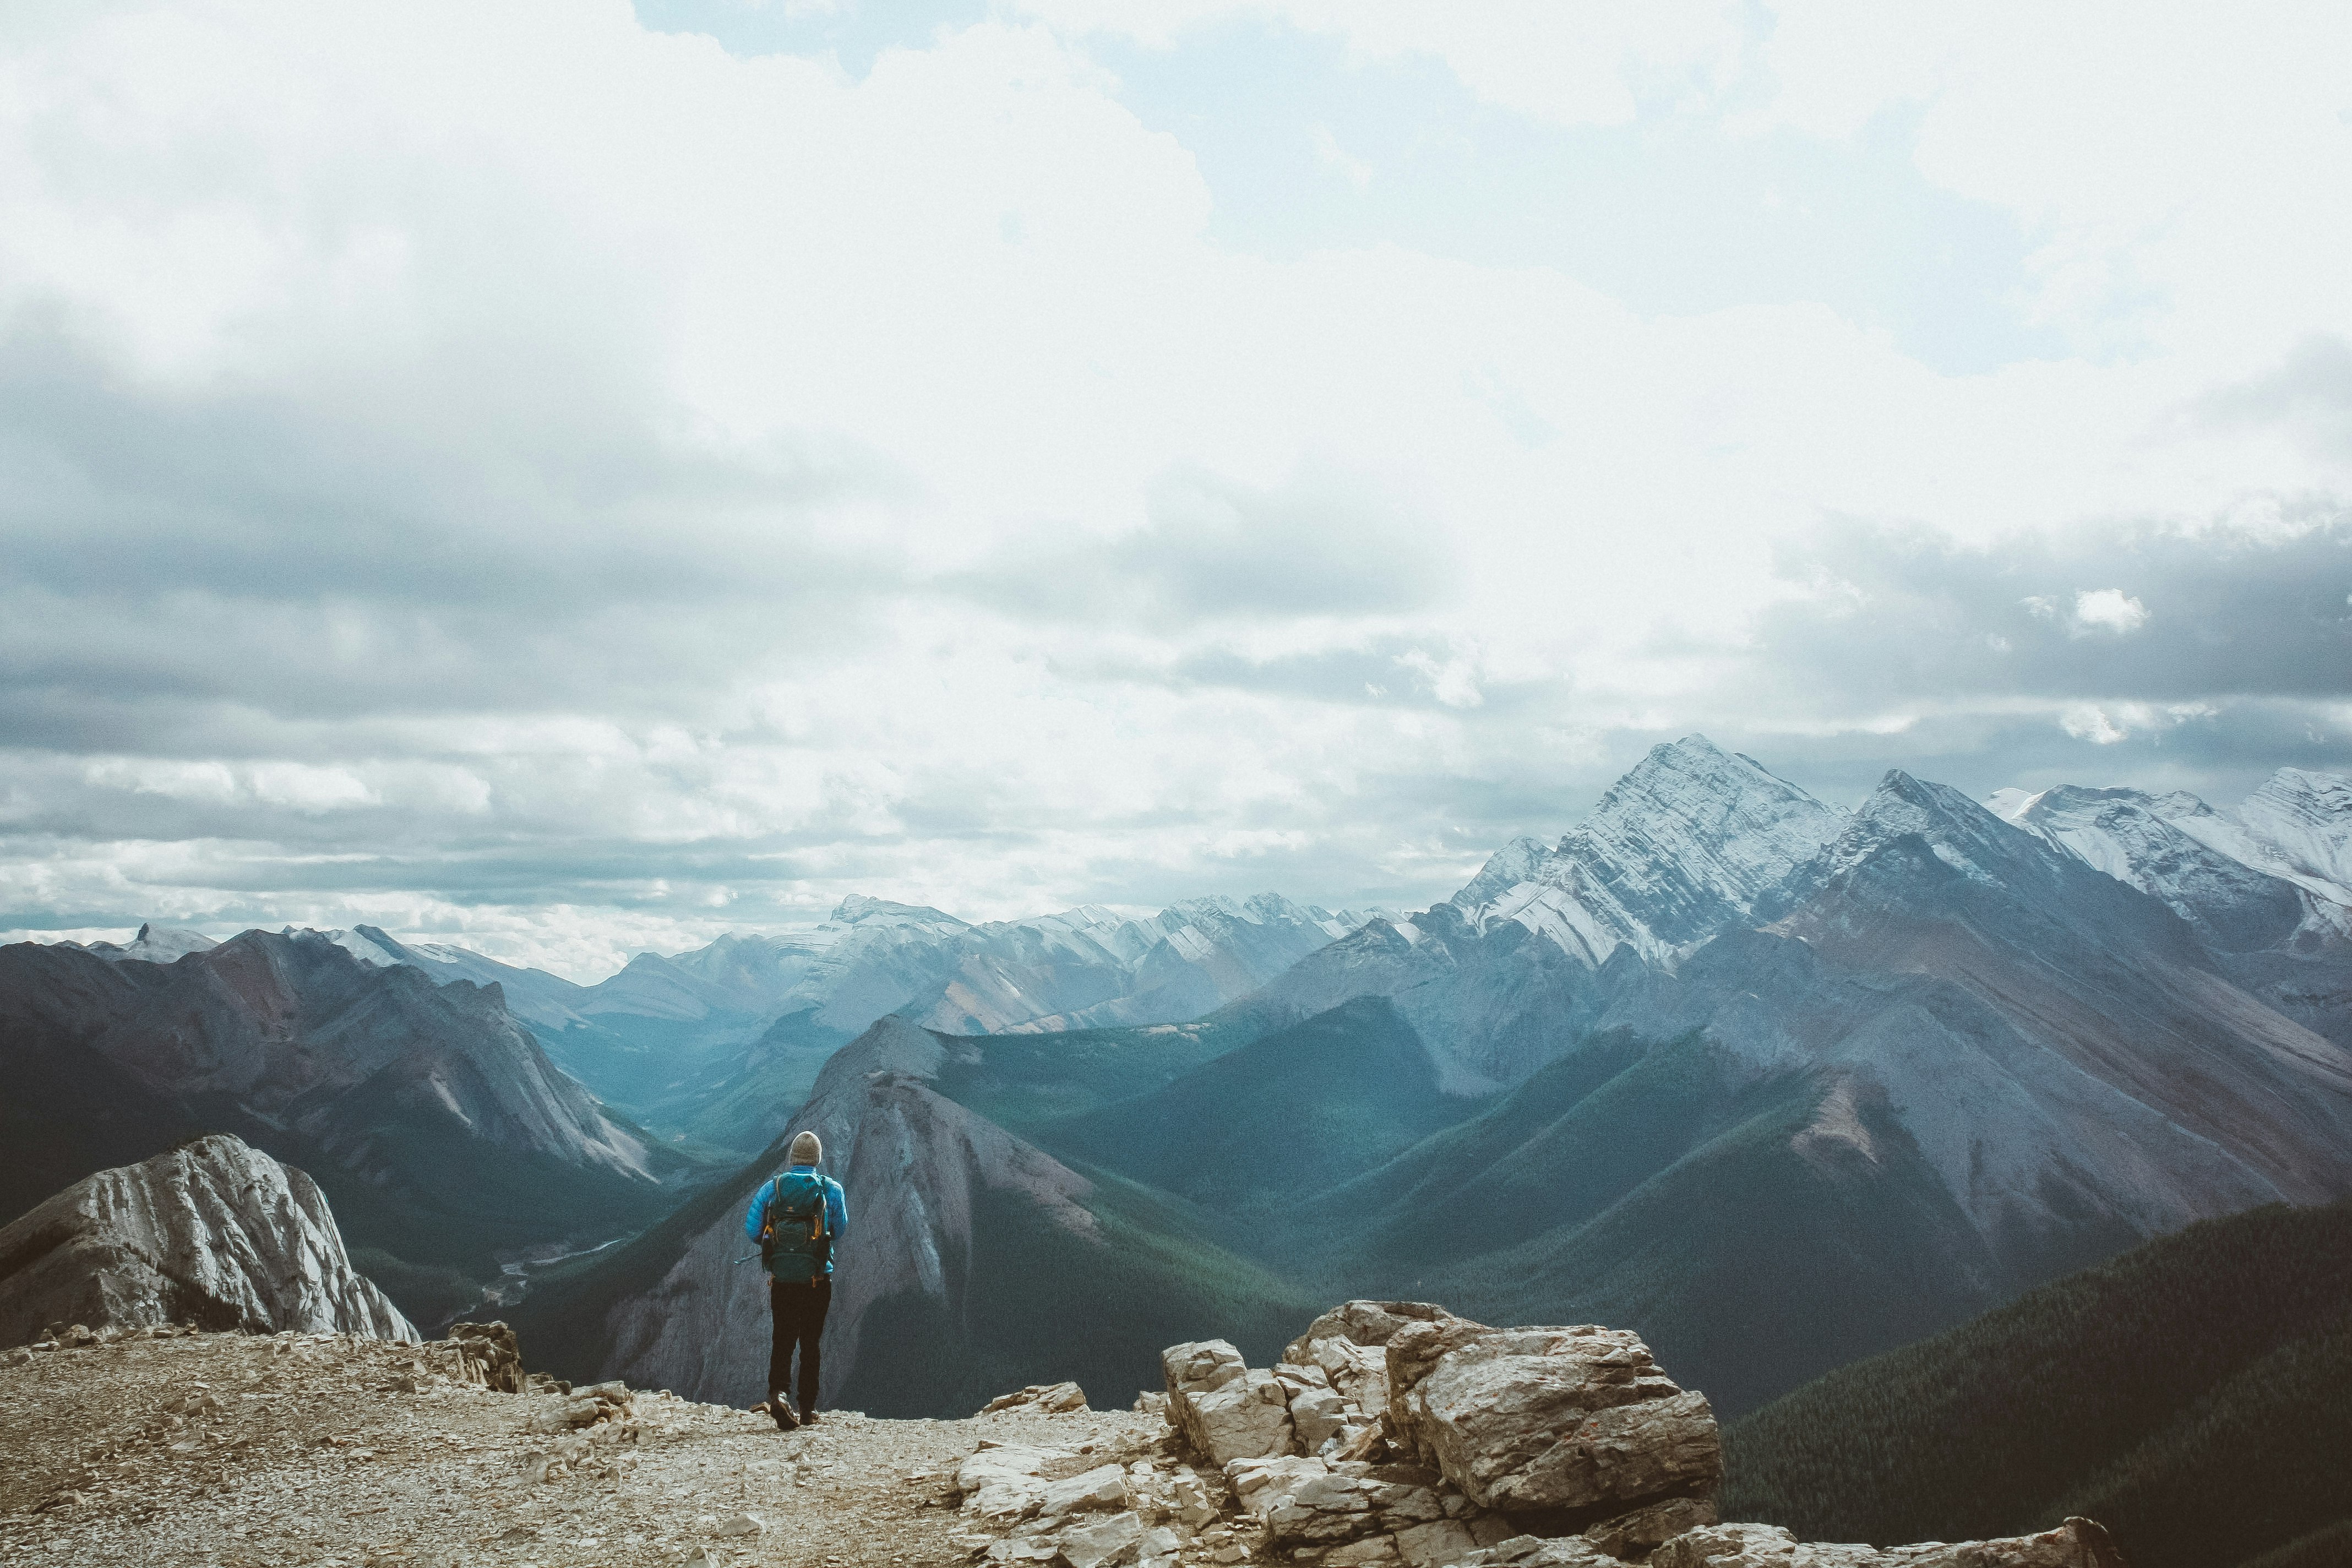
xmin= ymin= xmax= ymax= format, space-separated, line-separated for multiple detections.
xmin=743 ymin=1129 xmax=848 ymax=1430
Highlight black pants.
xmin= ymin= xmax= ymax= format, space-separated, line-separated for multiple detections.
xmin=768 ymin=1277 xmax=831 ymax=1413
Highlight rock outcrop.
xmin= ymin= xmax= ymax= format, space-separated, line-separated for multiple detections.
xmin=448 ymin=1319 xmax=526 ymax=1392
xmin=1398 ymin=1326 xmax=1721 ymax=1515
xmin=1144 ymin=1302 xmax=2126 ymax=1568
xmin=1158 ymin=1304 xmax=1719 ymax=1565
xmin=0 ymin=1135 xmax=415 ymax=1344
xmin=1163 ymin=1340 xmax=1295 ymax=1466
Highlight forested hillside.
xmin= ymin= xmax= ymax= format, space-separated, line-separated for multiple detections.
xmin=1721 ymin=1199 xmax=2352 ymax=1568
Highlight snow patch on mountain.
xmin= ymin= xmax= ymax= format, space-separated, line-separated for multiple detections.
xmin=1988 ymin=768 xmax=2352 ymax=952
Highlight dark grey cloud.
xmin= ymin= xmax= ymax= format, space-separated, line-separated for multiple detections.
xmin=1752 ymin=510 xmax=2352 ymax=706
xmin=0 ymin=311 xmax=908 ymax=738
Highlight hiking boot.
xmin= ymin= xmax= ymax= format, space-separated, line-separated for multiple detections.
xmin=768 ymin=1396 xmax=799 ymax=1431
xmin=798 ymin=1408 xmax=820 ymax=1426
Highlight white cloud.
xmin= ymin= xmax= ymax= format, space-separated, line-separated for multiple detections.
xmin=2071 ymin=588 xmax=2150 ymax=635
xmin=2060 ymin=704 xmax=2130 ymax=745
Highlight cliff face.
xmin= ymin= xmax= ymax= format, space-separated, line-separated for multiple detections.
xmin=0 ymin=1134 xmax=414 ymax=1344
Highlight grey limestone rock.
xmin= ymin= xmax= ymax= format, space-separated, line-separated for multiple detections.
xmin=1381 ymin=1316 xmax=1499 ymax=1464
xmin=1648 ymin=1518 xmax=2127 ymax=1568
xmin=1402 ymin=1326 xmax=1720 ymax=1515
xmin=0 ymin=1134 xmax=415 ymax=1344
xmin=1584 ymin=1496 xmax=1719 ymax=1559
xmin=1162 ymin=1339 xmax=1294 ymax=1466
xmin=984 ymin=1381 xmax=1091 ymax=1415
xmin=1054 ymin=1510 xmax=1145 ymax=1568
xmin=1451 ymin=1536 xmax=1620 ymax=1567
xmin=1283 ymin=1300 xmax=1458 ymax=1364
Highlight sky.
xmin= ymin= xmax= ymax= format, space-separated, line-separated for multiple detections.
xmin=3 ymin=1 xmax=2350 ymax=979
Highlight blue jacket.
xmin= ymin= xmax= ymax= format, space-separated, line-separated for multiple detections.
xmin=744 ymin=1165 xmax=849 ymax=1272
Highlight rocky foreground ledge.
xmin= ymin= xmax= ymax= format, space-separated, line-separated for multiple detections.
xmin=3 ymin=1300 xmax=2127 ymax=1568
xmin=944 ymin=1300 xmax=2126 ymax=1568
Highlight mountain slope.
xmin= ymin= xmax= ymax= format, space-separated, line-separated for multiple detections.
xmin=1036 ymin=994 xmax=1483 ymax=1211
xmin=1719 ymin=1199 xmax=2352 ymax=1568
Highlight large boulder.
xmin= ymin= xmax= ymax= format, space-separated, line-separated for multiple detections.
xmin=1646 ymin=1517 xmax=2127 ymax=1567
xmin=1382 ymin=1315 xmax=1498 ymax=1457
xmin=1396 ymin=1326 xmax=1720 ymax=1516
xmin=1162 ymin=1339 xmax=1295 ymax=1466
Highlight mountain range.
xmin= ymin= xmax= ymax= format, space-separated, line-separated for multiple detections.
xmin=14 ymin=733 xmax=2352 ymax=1440
xmin=510 ymin=734 xmax=2352 ymax=1424
xmin=304 ymin=894 xmax=1384 ymax=1153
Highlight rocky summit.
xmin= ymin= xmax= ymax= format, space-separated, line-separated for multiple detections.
xmin=2 ymin=1294 xmax=2132 ymax=1568
xmin=0 ymin=1135 xmax=415 ymax=1347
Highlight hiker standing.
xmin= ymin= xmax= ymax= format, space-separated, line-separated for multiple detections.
xmin=743 ymin=1129 xmax=848 ymax=1430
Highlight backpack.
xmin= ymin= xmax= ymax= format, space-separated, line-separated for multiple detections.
xmin=760 ymin=1170 xmax=833 ymax=1284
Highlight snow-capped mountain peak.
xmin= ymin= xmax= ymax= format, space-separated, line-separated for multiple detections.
xmin=1461 ymin=734 xmax=1848 ymax=966
xmin=1983 ymin=768 xmax=2352 ymax=954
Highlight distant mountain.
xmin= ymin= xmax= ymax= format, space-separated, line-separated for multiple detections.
xmin=1719 ymin=1198 xmax=2352 ymax=1568
xmin=331 ymin=925 xmax=597 ymax=1033
xmin=510 ymin=1015 xmax=1313 ymax=1414
xmin=65 ymin=922 xmax=219 ymax=963
xmin=510 ymin=893 xmax=1385 ymax=1152
xmin=0 ymin=929 xmax=690 ymax=1326
xmin=0 ymin=1133 xmax=415 ymax=1343
xmin=1989 ymin=771 xmax=2352 ymax=1047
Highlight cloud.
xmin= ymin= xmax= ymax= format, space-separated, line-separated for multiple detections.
xmin=1311 ymin=123 xmax=1373 ymax=189
xmin=3 ymin=2 xmax=2352 ymax=973
xmin=2070 ymin=588 xmax=2149 ymax=635
xmin=1746 ymin=512 xmax=2352 ymax=772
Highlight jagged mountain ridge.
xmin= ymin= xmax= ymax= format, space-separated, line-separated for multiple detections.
xmin=0 ymin=1134 xmax=415 ymax=1344
xmin=64 ymin=922 xmax=221 ymax=964
xmin=1988 ymin=771 xmax=2352 ymax=1051
xmin=1458 ymin=736 xmax=1849 ymax=966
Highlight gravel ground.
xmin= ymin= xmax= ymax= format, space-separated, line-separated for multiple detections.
xmin=0 ymin=1329 xmax=1239 ymax=1568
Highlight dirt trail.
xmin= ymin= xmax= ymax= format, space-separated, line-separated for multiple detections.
xmin=1 ymin=1329 xmax=1204 ymax=1568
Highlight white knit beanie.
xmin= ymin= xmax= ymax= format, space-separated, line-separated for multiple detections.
xmin=789 ymin=1130 xmax=823 ymax=1166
